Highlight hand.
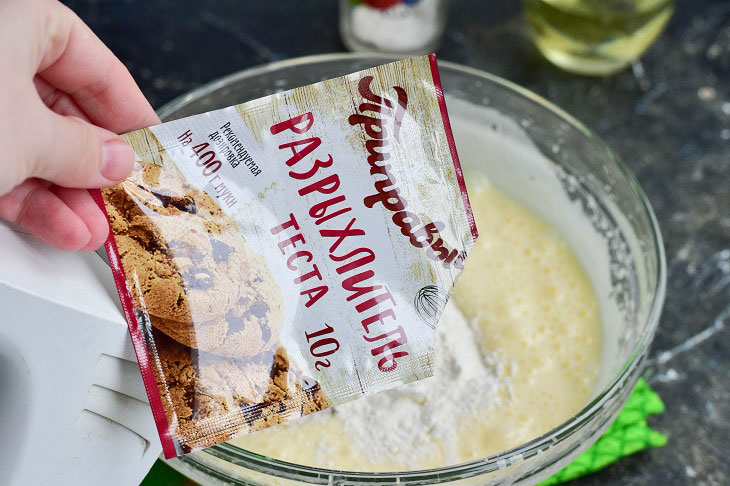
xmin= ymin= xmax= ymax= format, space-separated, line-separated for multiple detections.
xmin=0 ymin=0 xmax=159 ymax=252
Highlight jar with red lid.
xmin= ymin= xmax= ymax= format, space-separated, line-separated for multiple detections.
xmin=339 ymin=0 xmax=449 ymax=55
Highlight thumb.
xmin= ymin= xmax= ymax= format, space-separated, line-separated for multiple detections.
xmin=31 ymin=107 xmax=135 ymax=189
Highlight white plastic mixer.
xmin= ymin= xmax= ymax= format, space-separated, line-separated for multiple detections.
xmin=0 ymin=220 xmax=161 ymax=485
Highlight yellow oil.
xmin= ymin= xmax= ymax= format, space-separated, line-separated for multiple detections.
xmin=523 ymin=0 xmax=674 ymax=75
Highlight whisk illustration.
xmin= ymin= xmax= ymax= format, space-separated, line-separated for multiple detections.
xmin=414 ymin=285 xmax=448 ymax=329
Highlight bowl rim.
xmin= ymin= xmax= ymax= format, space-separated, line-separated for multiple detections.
xmin=158 ymin=52 xmax=667 ymax=482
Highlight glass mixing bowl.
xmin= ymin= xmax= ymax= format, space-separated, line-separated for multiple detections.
xmin=157 ymin=53 xmax=666 ymax=485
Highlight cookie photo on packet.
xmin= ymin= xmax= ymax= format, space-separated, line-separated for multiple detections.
xmin=100 ymin=130 xmax=329 ymax=454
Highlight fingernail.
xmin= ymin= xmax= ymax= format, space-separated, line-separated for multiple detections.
xmin=101 ymin=140 xmax=135 ymax=181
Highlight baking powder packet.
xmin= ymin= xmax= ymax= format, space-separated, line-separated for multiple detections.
xmin=92 ymin=55 xmax=477 ymax=458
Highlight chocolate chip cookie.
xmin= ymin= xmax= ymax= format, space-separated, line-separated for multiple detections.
xmin=151 ymin=279 xmax=283 ymax=359
xmin=151 ymin=329 xmax=329 ymax=452
xmin=102 ymin=156 xmax=283 ymax=358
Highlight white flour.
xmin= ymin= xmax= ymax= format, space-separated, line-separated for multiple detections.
xmin=328 ymin=301 xmax=505 ymax=466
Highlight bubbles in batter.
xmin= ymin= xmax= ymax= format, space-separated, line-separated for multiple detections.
xmin=227 ymin=177 xmax=602 ymax=471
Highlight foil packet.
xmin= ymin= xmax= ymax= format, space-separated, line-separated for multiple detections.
xmin=92 ymin=55 xmax=477 ymax=458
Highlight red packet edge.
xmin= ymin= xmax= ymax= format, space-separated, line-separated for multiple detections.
xmin=90 ymin=188 xmax=179 ymax=459
xmin=428 ymin=53 xmax=479 ymax=242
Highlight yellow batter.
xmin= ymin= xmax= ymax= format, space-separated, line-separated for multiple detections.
xmin=228 ymin=175 xmax=602 ymax=471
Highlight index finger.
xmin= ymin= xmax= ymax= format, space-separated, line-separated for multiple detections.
xmin=35 ymin=0 xmax=160 ymax=133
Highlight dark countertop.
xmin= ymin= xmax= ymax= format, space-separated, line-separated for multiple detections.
xmin=63 ymin=1 xmax=729 ymax=484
